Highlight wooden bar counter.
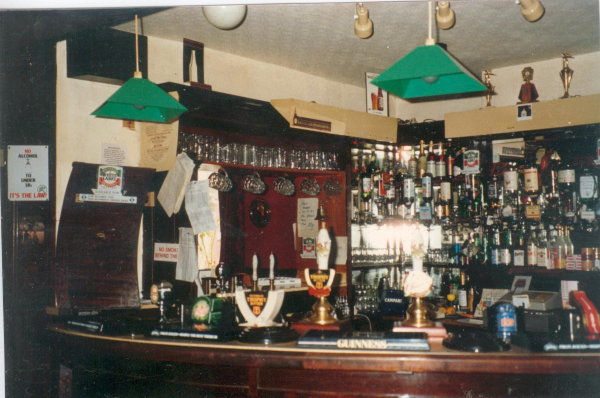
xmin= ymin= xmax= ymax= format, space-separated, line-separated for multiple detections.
xmin=49 ymin=323 xmax=600 ymax=397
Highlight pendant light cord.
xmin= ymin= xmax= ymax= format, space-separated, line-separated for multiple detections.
xmin=426 ymin=2 xmax=435 ymax=45
xmin=134 ymin=15 xmax=142 ymax=78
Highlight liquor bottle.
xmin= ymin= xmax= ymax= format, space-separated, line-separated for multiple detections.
xmin=502 ymin=162 xmax=519 ymax=220
xmin=426 ymin=141 xmax=437 ymax=178
xmin=434 ymin=190 xmax=444 ymax=223
xmin=512 ymin=221 xmax=526 ymax=267
xmin=490 ymin=221 xmax=501 ymax=266
xmin=408 ymin=145 xmax=418 ymax=179
xmin=458 ymin=271 xmax=469 ymax=313
xmin=446 ymin=138 xmax=455 ymax=174
xmin=524 ymin=158 xmax=540 ymax=197
xmin=544 ymin=151 xmax=561 ymax=224
xmin=359 ymin=163 xmax=373 ymax=214
xmin=558 ymin=160 xmax=576 ymax=226
xmin=418 ymin=140 xmax=427 ymax=179
xmin=526 ymin=224 xmax=538 ymax=267
xmin=554 ymin=226 xmax=567 ymax=269
xmin=403 ymin=173 xmax=415 ymax=219
xmin=421 ymin=162 xmax=433 ymax=221
xmin=487 ymin=175 xmax=502 ymax=218
xmin=436 ymin=142 xmax=446 ymax=178
xmin=536 ymin=226 xmax=550 ymax=268
xmin=578 ymin=167 xmax=598 ymax=230
xmin=385 ymin=172 xmax=396 ymax=217
xmin=382 ymin=147 xmax=391 ymax=174
xmin=500 ymin=222 xmax=513 ymax=266
xmin=456 ymin=184 xmax=470 ymax=219
xmin=547 ymin=224 xmax=557 ymax=268
xmin=563 ymin=226 xmax=574 ymax=257
xmin=367 ymin=150 xmax=380 ymax=175
xmin=454 ymin=147 xmax=466 ymax=177
xmin=440 ymin=159 xmax=453 ymax=220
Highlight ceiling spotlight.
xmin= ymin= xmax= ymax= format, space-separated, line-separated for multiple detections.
xmin=435 ymin=1 xmax=455 ymax=30
xmin=202 ymin=5 xmax=247 ymax=30
xmin=518 ymin=0 xmax=545 ymax=22
xmin=354 ymin=3 xmax=373 ymax=39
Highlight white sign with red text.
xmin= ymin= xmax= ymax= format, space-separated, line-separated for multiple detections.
xmin=8 ymin=145 xmax=49 ymax=201
xmin=154 ymin=243 xmax=179 ymax=262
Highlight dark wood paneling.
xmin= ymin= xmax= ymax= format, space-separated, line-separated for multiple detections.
xmin=54 ymin=162 xmax=155 ymax=310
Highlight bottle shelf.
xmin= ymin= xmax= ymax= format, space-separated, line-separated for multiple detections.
xmin=351 ymin=261 xmax=466 ymax=270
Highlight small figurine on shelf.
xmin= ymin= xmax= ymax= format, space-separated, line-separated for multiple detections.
xmin=518 ymin=66 xmax=539 ymax=104
xmin=483 ymin=70 xmax=495 ymax=107
xmin=559 ymin=53 xmax=574 ymax=99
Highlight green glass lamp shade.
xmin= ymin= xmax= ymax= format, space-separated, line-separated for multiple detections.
xmin=371 ymin=44 xmax=487 ymax=99
xmin=92 ymin=77 xmax=187 ymax=123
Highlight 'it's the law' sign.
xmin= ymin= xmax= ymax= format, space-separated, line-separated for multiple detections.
xmin=8 ymin=145 xmax=49 ymax=201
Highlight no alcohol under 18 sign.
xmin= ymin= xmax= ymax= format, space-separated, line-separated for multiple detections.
xmin=8 ymin=145 xmax=49 ymax=201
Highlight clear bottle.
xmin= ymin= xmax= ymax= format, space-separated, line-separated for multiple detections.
xmin=554 ymin=226 xmax=567 ymax=269
xmin=427 ymin=141 xmax=437 ymax=178
xmin=578 ymin=167 xmax=598 ymax=230
xmin=418 ymin=140 xmax=427 ymax=179
xmin=563 ymin=226 xmax=574 ymax=257
xmin=536 ymin=226 xmax=550 ymax=268
xmin=512 ymin=221 xmax=526 ymax=267
xmin=458 ymin=271 xmax=469 ymax=312
xmin=526 ymin=224 xmax=538 ymax=267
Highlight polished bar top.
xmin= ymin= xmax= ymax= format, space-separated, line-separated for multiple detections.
xmin=48 ymin=323 xmax=600 ymax=375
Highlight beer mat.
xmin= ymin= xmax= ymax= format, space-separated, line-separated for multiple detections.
xmin=297 ymin=330 xmax=430 ymax=351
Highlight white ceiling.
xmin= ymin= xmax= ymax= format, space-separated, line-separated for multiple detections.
xmin=115 ymin=0 xmax=600 ymax=88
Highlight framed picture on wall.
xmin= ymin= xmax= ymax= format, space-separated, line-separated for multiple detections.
xmin=365 ymin=72 xmax=388 ymax=116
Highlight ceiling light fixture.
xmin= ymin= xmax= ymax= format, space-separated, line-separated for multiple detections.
xmin=203 ymin=5 xmax=247 ymax=30
xmin=354 ymin=3 xmax=373 ymax=39
xmin=371 ymin=2 xmax=486 ymax=100
xmin=92 ymin=15 xmax=187 ymax=123
xmin=518 ymin=0 xmax=545 ymax=22
xmin=435 ymin=1 xmax=455 ymax=30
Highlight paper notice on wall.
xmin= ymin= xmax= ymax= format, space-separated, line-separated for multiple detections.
xmin=176 ymin=227 xmax=199 ymax=282
xmin=297 ymin=198 xmax=318 ymax=237
xmin=185 ymin=180 xmax=217 ymax=235
xmin=101 ymin=142 xmax=127 ymax=166
xmin=140 ymin=119 xmax=178 ymax=172
xmin=196 ymin=164 xmax=222 ymax=270
xmin=334 ymin=236 xmax=348 ymax=265
xmin=157 ymin=153 xmax=195 ymax=217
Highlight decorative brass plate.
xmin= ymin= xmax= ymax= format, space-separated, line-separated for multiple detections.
xmin=249 ymin=198 xmax=271 ymax=228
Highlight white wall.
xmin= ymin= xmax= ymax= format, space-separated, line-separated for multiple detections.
xmin=56 ymin=33 xmax=600 ymax=219
xmin=394 ymin=52 xmax=600 ymax=121
xmin=56 ymin=40 xmax=142 ymax=221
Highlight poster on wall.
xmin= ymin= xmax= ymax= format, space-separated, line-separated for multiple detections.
xmin=7 ymin=145 xmax=49 ymax=201
xmin=365 ymin=72 xmax=389 ymax=116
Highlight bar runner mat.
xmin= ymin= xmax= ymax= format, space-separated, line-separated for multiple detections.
xmin=297 ymin=330 xmax=430 ymax=351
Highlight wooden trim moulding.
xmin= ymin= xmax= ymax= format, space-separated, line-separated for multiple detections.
xmin=271 ymin=98 xmax=398 ymax=143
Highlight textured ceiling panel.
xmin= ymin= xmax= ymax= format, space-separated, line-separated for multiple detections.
xmin=115 ymin=0 xmax=600 ymax=88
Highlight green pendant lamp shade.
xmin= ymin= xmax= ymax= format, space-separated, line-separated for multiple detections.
xmin=92 ymin=76 xmax=187 ymax=123
xmin=371 ymin=44 xmax=487 ymax=99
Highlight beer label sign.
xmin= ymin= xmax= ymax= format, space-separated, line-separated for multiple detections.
xmin=245 ymin=291 xmax=268 ymax=316
xmin=463 ymin=150 xmax=480 ymax=175
xmin=309 ymin=270 xmax=331 ymax=290
xmin=76 ymin=165 xmax=137 ymax=204
xmin=96 ymin=165 xmax=123 ymax=194
xmin=8 ymin=145 xmax=49 ymax=201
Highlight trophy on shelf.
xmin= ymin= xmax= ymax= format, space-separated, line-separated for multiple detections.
xmin=518 ymin=66 xmax=539 ymax=104
xmin=559 ymin=53 xmax=575 ymax=99
xmin=304 ymin=203 xmax=338 ymax=325
xmin=483 ymin=70 xmax=495 ymax=107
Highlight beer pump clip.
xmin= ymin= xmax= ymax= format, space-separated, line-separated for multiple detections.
xmin=235 ymin=253 xmax=285 ymax=327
